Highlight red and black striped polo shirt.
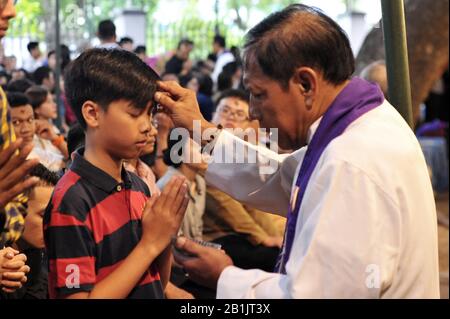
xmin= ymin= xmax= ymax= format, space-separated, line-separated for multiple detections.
xmin=44 ymin=150 xmax=164 ymax=299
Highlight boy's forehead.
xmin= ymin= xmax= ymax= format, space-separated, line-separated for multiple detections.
xmin=124 ymin=99 xmax=154 ymax=109
xmin=219 ymin=97 xmax=249 ymax=111
xmin=10 ymin=105 xmax=34 ymax=116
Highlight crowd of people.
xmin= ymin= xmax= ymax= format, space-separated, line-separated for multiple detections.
xmin=0 ymin=0 xmax=444 ymax=299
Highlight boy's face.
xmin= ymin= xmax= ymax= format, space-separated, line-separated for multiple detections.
xmin=10 ymin=104 xmax=36 ymax=144
xmin=140 ymin=117 xmax=157 ymax=156
xmin=212 ymin=97 xmax=250 ymax=129
xmin=212 ymin=42 xmax=221 ymax=54
xmin=121 ymin=42 xmax=134 ymax=52
xmin=23 ymin=185 xmax=54 ymax=249
xmin=11 ymin=70 xmax=26 ymax=81
xmin=96 ymin=100 xmax=153 ymax=160
xmin=179 ymin=44 xmax=193 ymax=59
xmin=31 ymin=47 xmax=41 ymax=59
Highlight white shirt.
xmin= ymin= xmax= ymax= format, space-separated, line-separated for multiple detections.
xmin=212 ymin=49 xmax=235 ymax=83
xmin=28 ymin=135 xmax=65 ymax=172
xmin=22 ymin=56 xmax=44 ymax=73
xmin=206 ymin=100 xmax=440 ymax=298
xmin=157 ymin=167 xmax=206 ymax=241
xmin=97 ymin=42 xmax=120 ymax=50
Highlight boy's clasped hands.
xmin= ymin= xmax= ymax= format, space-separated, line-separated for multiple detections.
xmin=0 ymin=247 xmax=30 ymax=293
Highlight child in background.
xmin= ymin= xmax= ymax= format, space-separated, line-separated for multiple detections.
xmin=1 ymin=164 xmax=59 ymax=299
xmin=124 ymin=116 xmax=160 ymax=197
xmin=7 ymin=92 xmax=65 ymax=171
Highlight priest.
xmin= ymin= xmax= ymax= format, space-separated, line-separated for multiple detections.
xmin=155 ymin=4 xmax=439 ymax=298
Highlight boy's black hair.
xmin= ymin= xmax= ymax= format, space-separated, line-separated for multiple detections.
xmin=134 ymin=45 xmax=147 ymax=55
xmin=6 ymin=78 xmax=34 ymax=93
xmin=98 ymin=20 xmax=116 ymax=41
xmin=163 ymin=130 xmax=185 ymax=168
xmin=11 ymin=68 xmax=32 ymax=80
xmin=33 ymin=66 xmax=53 ymax=85
xmin=25 ymin=85 xmax=48 ymax=110
xmin=177 ymin=38 xmax=194 ymax=49
xmin=48 ymin=45 xmax=72 ymax=71
xmin=119 ymin=37 xmax=134 ymax=46
xmin=230 ymin=46 xmax=242 ymax=64
xmin=179 ymin=74 xmax=194 ymax=89
xmin=213 ymin=35 xmax=226 ymax=48
xmin=23 ymin=163 xmax=60 ymax=199
xmin=207 ymin=53 xmax=217 ymax=63
xmin=215 ymin=89 xmax=250 ymax=107
xmin=64 ymin=48 xmax=160 ymax=129
xmin=29 ymin=163 xmax=60 ymax=187
xmin=217 ymin=71 xmax=232 ymax=92
xmin=0 ymin=70 xmax=10 ymax=79
xmin=197 ymin=73 xmax=213 ymax=97
xmin=6 ymin=92 xmax=31 ymax=108
xmin=222 ymin=61 xmax=241 ymax=76
xmin=67 ymin=122 xmax=85 ymax=156
xmin=27 ymin=42 xmax=39 ymax=53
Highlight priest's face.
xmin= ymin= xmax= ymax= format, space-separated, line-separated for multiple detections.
xmin=243 ymin=60 xmax=307 ymax=150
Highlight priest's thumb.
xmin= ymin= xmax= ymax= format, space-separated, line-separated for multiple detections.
xmin=176 ymin=237 xmax=203 ymax=256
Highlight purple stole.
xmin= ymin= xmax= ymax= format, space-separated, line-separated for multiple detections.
xmin=275 ymin=77 xmax=385 ymax=274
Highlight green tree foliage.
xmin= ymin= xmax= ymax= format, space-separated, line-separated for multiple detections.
xmin=8 ymin=0 xmax=361 ymax=56
xmin=226 ymin=0 xmax=296 ymax=30
xmin=8 ymin=0 xmax=43 ymax=39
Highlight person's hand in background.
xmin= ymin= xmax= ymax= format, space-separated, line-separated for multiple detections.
xmin=0 ymin=138 xmax=39 ymax=209
xmin=35 ymin=119 xmax=57 ymax=142
xmin=0 ymin=247 xmax=30 ymax=293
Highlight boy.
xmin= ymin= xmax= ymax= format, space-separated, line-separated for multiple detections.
xmin=7 ymin=92 xmax=65 ymax=171
xmin=44 ymin=49 xmax=189 ymax=299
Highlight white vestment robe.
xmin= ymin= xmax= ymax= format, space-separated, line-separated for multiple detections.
xmin=205 ymin=101 xmax=440 ymax=299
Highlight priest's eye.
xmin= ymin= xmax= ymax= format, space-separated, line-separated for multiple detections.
xmin=252 ymin=93 xmax=264 ymax=99
xmin=129 ymin=112 xmax=141 ymax=118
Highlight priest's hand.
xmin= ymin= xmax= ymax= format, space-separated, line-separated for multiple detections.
xmin=155 ymin=81 xmax=215 ymax=136
xmin=173 ymin=237 xmax=233 ymax=290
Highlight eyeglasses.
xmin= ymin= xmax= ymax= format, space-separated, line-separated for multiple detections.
xmin=151 ymin=102 xmax=164 ymax=116
xmin=218 ymin=106 xmax=249 ymax=122
xmin=151 ymin=117 xmax=158 ymax=129
xmin=149 ymin=104 xmax=161 ymax=129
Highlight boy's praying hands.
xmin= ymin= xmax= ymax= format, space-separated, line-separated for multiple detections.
xmin=0 ymin=247 xmax=30 ymax=293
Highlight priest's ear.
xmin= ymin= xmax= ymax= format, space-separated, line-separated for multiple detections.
xmin=292 ymin=67 xmax=317 ymax=109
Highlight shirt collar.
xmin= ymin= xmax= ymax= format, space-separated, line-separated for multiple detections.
xmin=70 ymin=148 xmax=132 ymax=194
xmin=306 ymin=116 xmax=323 ymax=145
